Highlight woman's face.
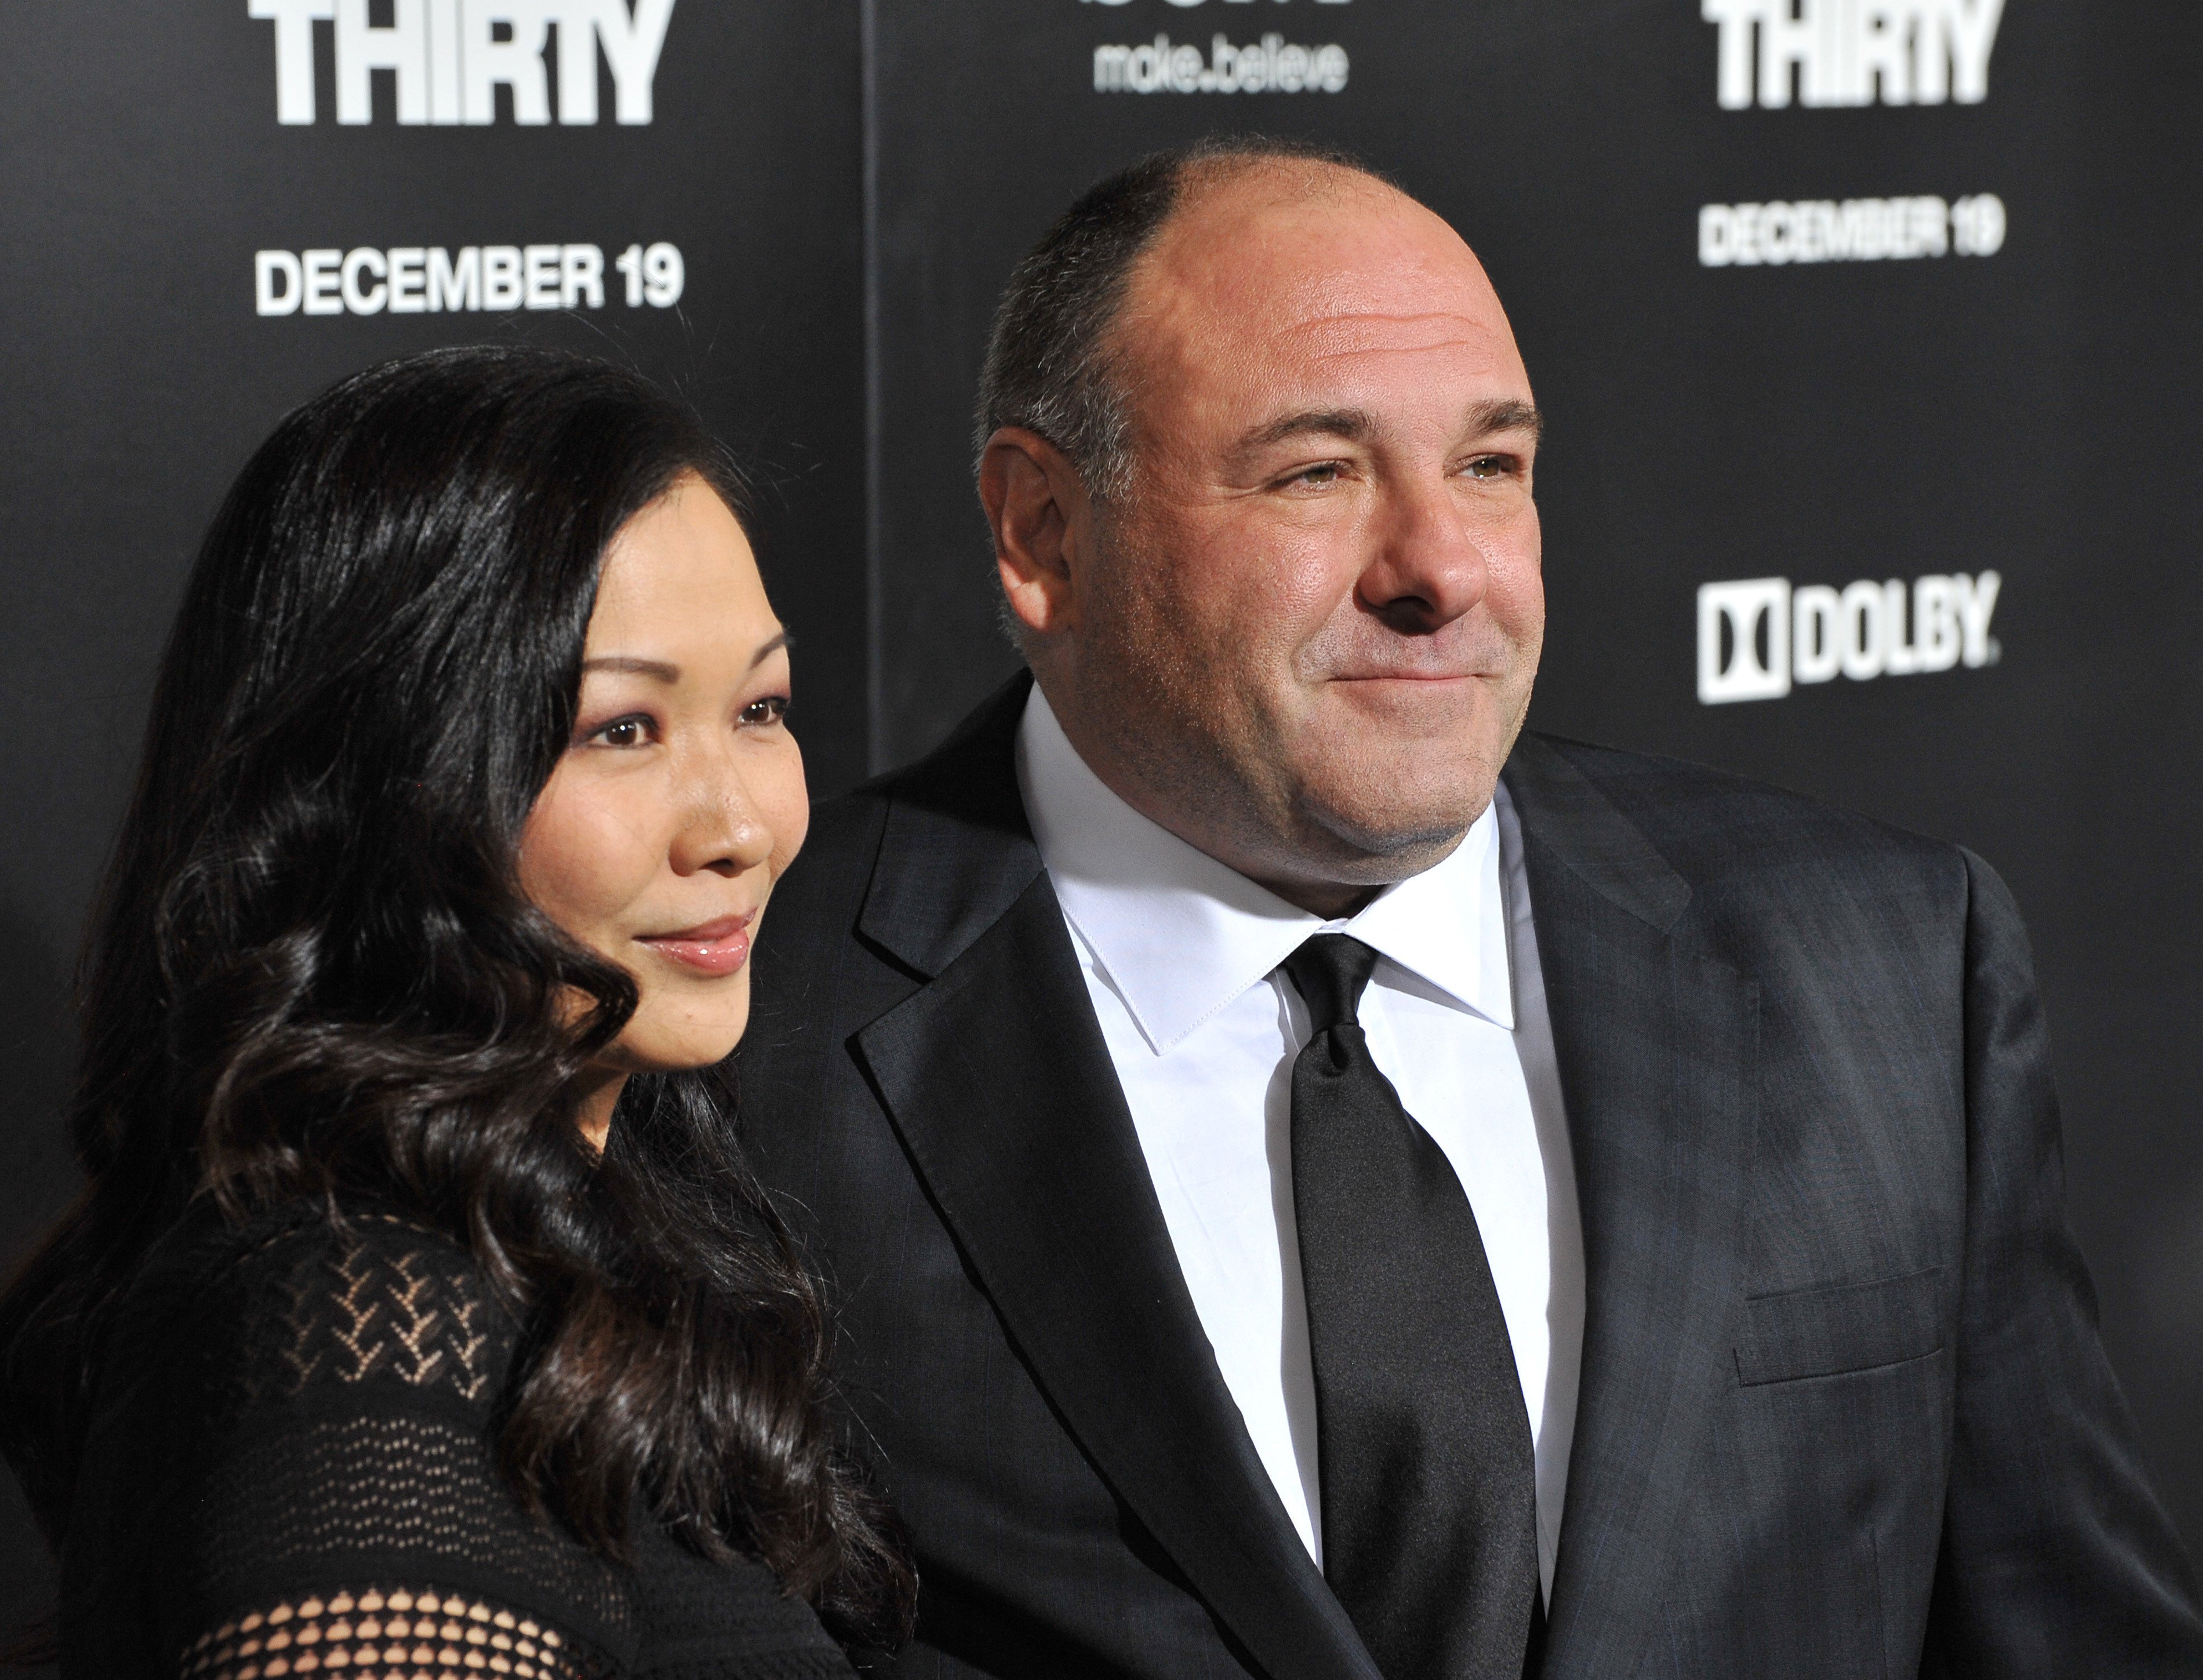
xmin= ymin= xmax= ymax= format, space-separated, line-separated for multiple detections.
xmin=519 ymin=471 xmax=808 ymax=1089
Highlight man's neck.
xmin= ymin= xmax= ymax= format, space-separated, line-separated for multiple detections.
xmin=1033 ymin=676 xmax=1460 ymax=922
xmin=1252 ymin=875 xmax=1384 ymax=922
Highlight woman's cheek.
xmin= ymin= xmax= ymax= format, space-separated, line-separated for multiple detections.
xmin=521 ymin=769 xmax=661 ymax=955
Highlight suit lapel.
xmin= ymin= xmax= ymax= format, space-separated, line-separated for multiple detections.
xmin=855 ymin=677 xmax=1380 ymax=1680
xmin=1503 ymin=736 xmax=1755 ymax=1680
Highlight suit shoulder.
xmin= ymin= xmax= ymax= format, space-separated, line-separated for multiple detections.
xmin=770 ymin=773 xmax=896 ymax=929
xmin=797 ymin=773 xmax=898 ymax=871
xmin=1521 ymin=732 xmax=1973 ymax=901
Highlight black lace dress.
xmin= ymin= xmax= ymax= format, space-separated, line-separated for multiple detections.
xmin=38 ymin=1198 xmax=858 ymax=1680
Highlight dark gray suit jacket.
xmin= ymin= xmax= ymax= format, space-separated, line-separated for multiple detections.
xmin=737 ymin=675 xmax=2203 ymax=1678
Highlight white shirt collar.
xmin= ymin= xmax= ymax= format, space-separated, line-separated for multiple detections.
xmin=1015 ymin=684 xmax=1515 ymax=1055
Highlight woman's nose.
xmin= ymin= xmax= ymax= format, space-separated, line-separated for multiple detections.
xmin=667 ymin=752 xmax=775 ymax=878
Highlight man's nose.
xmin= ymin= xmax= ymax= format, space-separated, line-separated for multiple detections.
xmin=1355 ymin=472 xmax=1489 ymax=634
xmin=668 ymin=747 xmax=776 ymax=878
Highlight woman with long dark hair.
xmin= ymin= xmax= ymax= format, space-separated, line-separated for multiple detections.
xmin=0 ymin=347 xmax=914 ymax=1677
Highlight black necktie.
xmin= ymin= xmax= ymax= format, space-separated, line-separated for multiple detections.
xmin=1284 ymin=933 xmax=1542 ymax=1680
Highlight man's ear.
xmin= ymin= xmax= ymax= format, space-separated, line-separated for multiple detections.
xmin=979 ymin=426 xmax=1091 ymax=642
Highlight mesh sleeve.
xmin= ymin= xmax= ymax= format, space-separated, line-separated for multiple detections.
xmin=74 ymin=1202 xmax=856 ymax=1679
xmin=158 ymin=1407 xmax=638 ymax=1655
xmin=180 ymin=1585 xmax=590 ymax=1680
xmin=88 ymin=1207 xmax=641 ymax=1675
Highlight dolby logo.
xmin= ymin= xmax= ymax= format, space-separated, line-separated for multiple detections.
xmin=1697 ymin=572 xmax=2002 ymax=704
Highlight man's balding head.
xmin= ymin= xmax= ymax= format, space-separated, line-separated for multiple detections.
xmin=975 ymin=136 xmax=1395 ymax=500
xmin=977 ymin=142 xmax=1544 ymax=917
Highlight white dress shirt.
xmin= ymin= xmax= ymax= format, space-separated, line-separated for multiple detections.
xmin=1016 ymin=687 xmax=1585 ymax=1597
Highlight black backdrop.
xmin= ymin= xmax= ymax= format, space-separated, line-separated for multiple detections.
xmin=3 ymin=0 xmax=2195 ymax=1634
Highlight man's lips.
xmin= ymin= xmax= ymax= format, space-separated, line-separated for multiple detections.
xmin=1324 ymin=670 xmax=1489 ymax=685
xmin=634 ymin=912 xmax=756 ymax=978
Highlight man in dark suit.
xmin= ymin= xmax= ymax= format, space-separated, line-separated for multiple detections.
xmin=738 ymin=137 xmax=2203 ymax=1678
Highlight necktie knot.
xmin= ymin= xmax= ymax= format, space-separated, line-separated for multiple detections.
xmin=1282 ymin=933 xmax=1380 ymax=1034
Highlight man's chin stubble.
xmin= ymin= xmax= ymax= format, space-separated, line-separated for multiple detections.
xmin=1296 ymin=802 xmax=1485 ymax=884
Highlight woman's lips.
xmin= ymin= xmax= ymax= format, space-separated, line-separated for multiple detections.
xmin=635 ymin=912 xmax=755 ymax=978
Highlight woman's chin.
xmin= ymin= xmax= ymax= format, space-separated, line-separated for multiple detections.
xmin=616 ymin=1004 xmax=751 ymax=1073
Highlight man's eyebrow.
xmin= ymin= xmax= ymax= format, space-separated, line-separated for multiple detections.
xmin=1233 ymin=399 xmax=1542 ymax=459
xmin=1235 ymin=408 xmax=1377 ymax=453
xmin=1469 ymin=398 xmax=1543 ymax=442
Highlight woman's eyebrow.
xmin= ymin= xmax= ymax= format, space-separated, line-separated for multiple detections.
xmin=581 ymin=656 xmax=681 ymax=682
xmin=581 ymin=631 xmax=790 ymax=683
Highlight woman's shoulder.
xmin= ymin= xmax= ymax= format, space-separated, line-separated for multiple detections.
xmin=76 ymin=1197 xmax=862 ymax=1680
xmin=110 ymin=1192 xmax=517 ymax=1428
xmin=70 ymin=1198 xmax=642 ymax=1673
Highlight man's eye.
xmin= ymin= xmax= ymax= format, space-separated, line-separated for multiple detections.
xmin=1296 ymin=464 xmax=1342 ymax=487
xmin=741 ymin=695 xmax=791 ymax=727
xmin=1464 ymin=455 xmax=1514 ymax=480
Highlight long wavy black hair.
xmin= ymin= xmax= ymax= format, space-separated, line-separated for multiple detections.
xmin=0 ymin=346 xmax=913 ymax=1650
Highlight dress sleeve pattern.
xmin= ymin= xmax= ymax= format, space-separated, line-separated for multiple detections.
xmin=65 ymin=1201 xmax=856 ymax=1679
xmin=75 ymin=1205 xmax=639 ymax=1676
xmin=179 ymin=1585 xmax=587 ymax=1680
xmin=239 ymin=1211 xmax=504 ymax=1405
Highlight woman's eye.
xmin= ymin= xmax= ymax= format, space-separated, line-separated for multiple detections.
xmin=587 ymin=715 xmax=653 ymax=748
xmin=740 ymin=695 xmax=791 ymax=727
